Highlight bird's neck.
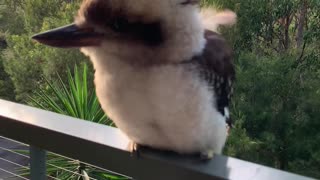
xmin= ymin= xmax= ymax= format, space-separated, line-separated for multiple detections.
xmin=160 ymin=10 xmax=206 ymax=63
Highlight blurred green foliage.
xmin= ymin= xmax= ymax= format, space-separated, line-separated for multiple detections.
xmin=0 ymin=0 xmax=319 ymax=179
xmin=206 ymin=0 xmax=320 ymax=177
xmin=0 ymin=0 xmax=88 ymax=102
xmin=27 ymin=64 xmax=123 ymax=179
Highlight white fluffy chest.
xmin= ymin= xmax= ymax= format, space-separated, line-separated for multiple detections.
xmin=93 ymin=61 xmax=227 ymax=154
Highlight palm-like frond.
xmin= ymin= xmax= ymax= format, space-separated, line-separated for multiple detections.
xmin=25 ymin=64 xmax=124 ymax=179
xmin=30 ymin=64 xmax=111 ymax=125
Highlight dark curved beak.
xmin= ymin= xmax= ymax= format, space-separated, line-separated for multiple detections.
xmin=32 ymin=24 xmax=103 ymax=48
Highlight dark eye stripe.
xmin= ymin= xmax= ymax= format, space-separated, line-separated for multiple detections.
xmin=180 ymin=0 xmax=199 ymax=5
xmin=110 ymin=18 xmax=130 ymax=32
xmin=129 ymin=22 xmax=164 ymax=46
xmin=109 ymin=19 xmax=164 ymax=46
xmin=83 ymin=1 xmax=164 ymax=46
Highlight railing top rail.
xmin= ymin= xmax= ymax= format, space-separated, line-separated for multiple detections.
xmin=0 ymin=99 xmax=315 ymax=180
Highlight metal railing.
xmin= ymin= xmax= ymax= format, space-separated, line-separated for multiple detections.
xmin=0 ymin=99 xmax=316 ymax=180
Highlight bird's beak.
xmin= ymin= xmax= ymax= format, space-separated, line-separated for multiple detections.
xmin=32 ymin=23 xmax=103 ymax=48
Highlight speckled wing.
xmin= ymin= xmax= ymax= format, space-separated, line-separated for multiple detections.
xmin=193 ymin=30 xmax=235 ymax=127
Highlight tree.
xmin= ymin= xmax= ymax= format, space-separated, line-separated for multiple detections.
xmin=1 ymin=0 xmax=88 ymax=102
xmin=0 ymin=33 xmax=15 ymax=100
xmin=203 ymin=0 xmax=320 ymax=178
xmin=0 ymin=0 xmax=319 ymax=178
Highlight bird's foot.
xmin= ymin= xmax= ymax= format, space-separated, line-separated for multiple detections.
xmin=200 ymin=150 xmax=215 ymax=160
xmin=226 ymin=124 xmax=231 ymax=136
xmin=129 ymin=142 xmax=141 ymax=158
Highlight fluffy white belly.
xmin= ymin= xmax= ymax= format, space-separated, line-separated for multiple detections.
xmin=94 ymin=62 xmax=227 ymax=154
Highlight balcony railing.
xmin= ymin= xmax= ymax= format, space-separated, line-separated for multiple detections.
xmin=0 ymin=99 xmax=316 ymax=180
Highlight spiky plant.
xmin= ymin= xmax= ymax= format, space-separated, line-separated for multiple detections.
xmin=31 ymin=64 xmax=112 ymax=125
xmin=25 ymin=64 xmax=125 ymax=179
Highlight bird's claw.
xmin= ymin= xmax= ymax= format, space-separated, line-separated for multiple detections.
xmin=200 ymin=150 xmax=215 ymax=160
xmin=130 ymin=142 xmax=141 ymax=158
xmin=226 ymin=124 xmax=231 ymax=136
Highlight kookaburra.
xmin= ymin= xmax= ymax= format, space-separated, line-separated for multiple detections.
xmin=32 ymin=0 xmax=236 ymax=159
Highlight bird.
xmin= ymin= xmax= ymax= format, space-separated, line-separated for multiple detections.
xmin=32 ymin=0 xmax=236 ymax=159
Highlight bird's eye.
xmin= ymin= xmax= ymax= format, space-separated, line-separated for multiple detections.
xmin=111 ymin=18 xmax=129 ymax=32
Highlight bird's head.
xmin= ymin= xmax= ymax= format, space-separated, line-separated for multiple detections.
xmin=32 ymin=0 xmax=206 ymax=65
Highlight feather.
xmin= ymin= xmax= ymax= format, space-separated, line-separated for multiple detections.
xmin=200 ymin=8 xmax=237 ymax=32
xmin=191 ymin=30 xmax=235 ymax=127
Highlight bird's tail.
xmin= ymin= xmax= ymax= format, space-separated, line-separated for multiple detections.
xmin=200 ymin=8 xmax=237 ymax=32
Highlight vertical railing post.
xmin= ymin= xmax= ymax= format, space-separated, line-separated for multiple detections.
xmin=30 ymin=146 xmax=47 ymax=180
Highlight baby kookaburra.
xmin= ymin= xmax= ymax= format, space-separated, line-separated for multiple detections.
xmin=32 ymin=0 xmax=236 ymax=159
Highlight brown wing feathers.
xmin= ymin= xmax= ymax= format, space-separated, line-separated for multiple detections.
xmin=193 ymin=30 xmax=235 ymax=127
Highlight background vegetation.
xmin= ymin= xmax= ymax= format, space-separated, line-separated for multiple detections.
xmin=0 ymin=0 xmax=319 ymax=178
